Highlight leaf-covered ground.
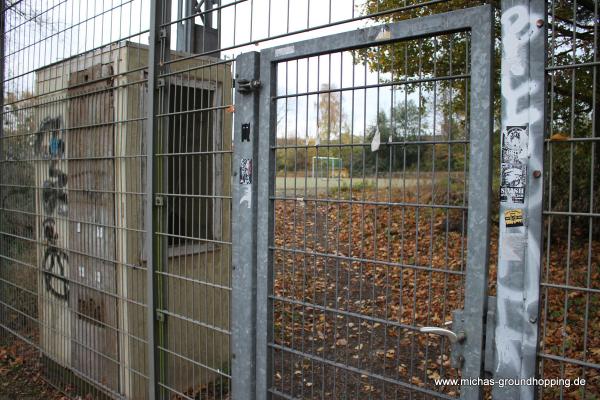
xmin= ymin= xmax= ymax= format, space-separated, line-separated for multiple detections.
xmin=271 ymin=188 xmax=599 ymax=399
xmin=0 ymin=187 xmax=598 ymax=399
xmin=0 ymin=334 xmax=66 ymax=399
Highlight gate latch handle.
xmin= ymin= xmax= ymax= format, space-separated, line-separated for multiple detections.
xmin=419 ymin=327 xmax=466 ymax=344
xmin=420 ymin=310 xmax=467 ymax=369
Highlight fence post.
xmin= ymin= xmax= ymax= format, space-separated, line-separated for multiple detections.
xmin=146 ymin=0 xmax=171 ymax=398
xmin=231 ymin=51 xmax=260 ymax=400
xmin=0 ymin=0 xmax=4 ymax=246
xmin=256 ymin=48 xmax=277 ymax=400
xmin=494 ymin=0 xmax=546 ymax=398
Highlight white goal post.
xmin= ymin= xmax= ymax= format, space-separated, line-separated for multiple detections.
xmin=311 ymin=156 xmax=343 ymax=178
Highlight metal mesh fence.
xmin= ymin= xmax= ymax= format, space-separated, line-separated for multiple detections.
xmin=0 ymin=2 xmax=154 ymax=398
xmin=539 ymin=0 xmax=599 ymax=398
xmin=269 ymin=34 xmax=472 ymax=399
xmin=0 ymin=0 xmax=597 ymax=399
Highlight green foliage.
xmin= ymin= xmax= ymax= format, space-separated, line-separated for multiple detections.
xmin=360 ymin=0 xmax=598 ymax=239
xmin=363 ymin=102 xmax=423 ymax=175
xmin=544 ymin=0 xmax=599 ymax=238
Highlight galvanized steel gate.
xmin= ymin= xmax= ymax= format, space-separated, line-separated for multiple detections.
xmin=233 ymin=6 xmax=493 ymax=399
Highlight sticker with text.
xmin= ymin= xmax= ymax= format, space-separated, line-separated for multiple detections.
xmin=504 ymin=209 xmax=524 ymax=228
xmin=500 ymin=125 xmax=528 ymax=203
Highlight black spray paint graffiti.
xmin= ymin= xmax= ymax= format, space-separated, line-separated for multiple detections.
xmin=37 ymin=117 xmax=69 ymax=300
xmin=42 ymin=218 xmax=70 ymax=300
xmin=43 ymin=166 xmax=68 ymax=215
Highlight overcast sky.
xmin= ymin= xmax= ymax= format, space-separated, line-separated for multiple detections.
xmin=5 ymin=0 xmax=437 ymax=139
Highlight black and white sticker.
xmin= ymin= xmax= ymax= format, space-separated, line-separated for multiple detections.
xmin=240 ymin=158 xmax=252 ymax=184
xmin=500 ymin=125 xmax=528 ymax=204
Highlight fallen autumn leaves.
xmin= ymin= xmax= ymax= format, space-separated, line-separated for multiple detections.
xmin=0 ymin=334 xmax=67 ymax=399
xmin=271 ymin=187 xmax=599 ymax=399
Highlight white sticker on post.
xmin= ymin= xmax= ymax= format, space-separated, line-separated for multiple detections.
xmin=96 ymin=226 xmax=103 ymax=239
xmin=375 ymin=26 xmax=391 ymax=41
xmin=274 ymin=46 xmax=295 ymax=58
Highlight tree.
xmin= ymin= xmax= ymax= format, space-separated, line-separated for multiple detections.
xmin=360 ymin=0 xmax=599 ymax=237
xmin=545 ymin=0 xmax=599 ymax=233
xmin=358 ymin=1 xmax=498 ymax=123
xmin=363 ymin=100 xmax=428 ymax=175
xmin=317 ymin=83 xmax=345 ymax=142
xmin=274 ymin=83 xmax=349 ymax=176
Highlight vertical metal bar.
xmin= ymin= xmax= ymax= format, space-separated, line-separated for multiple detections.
xmin=176 ymin=0 xmax=193 ymax=52
xmin=146 ymin=0 xmax=170 ymax=398
xmin=461 ymin=5 xmax=493 ymax=400
xmin=494 ymin=0 xmax=546 ymax=399
xmin=176 ymin=0 xmax=184 ymax=51
xmin=521 ymin=0 xmax=546 ymax=394
xmin=231 ymin=51 xmax=260 ymax=400
xmin=0 ymin=0 xmax=4 ymax=288
xmin=205 ymin=0 xmax=213 ymax=29
xmin=257 ymin=47 xmax=277 ymax=400
xmin=0 ymin=0 xmax=4 ymax=231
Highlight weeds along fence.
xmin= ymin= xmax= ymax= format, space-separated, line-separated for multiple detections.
xmin=0 ymin=1 xmax=598 ymax=399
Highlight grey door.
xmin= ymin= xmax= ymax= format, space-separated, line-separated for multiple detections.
xmin=255 ymin=5 xmax=493 ymax=399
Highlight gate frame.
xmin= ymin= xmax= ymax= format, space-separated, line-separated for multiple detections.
xmin=236 ymin=5 xmax=495 ymax=399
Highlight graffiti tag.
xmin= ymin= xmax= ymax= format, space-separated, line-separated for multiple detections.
xmin=37 ymin=117 xmax=69 ymax=300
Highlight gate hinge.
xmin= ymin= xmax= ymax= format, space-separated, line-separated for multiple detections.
xmin=236 ymin=79 xmax=261 ymax=94
xmin=444 ymin=298 xmax=496 ymax=373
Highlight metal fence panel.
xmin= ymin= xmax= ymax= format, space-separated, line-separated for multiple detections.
xmin=539 ymin=0 xmax=600 ymax=398
xmin=0 ymin=0 xmax=598 ymax=399
xmin=256 ymin=6 xmax=493 ymax=399
xmin=0 ymin=1 xmax=154 ymax=397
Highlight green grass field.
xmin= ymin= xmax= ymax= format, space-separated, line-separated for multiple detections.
xmin=275 ymin=176 xmax=430 ymax=195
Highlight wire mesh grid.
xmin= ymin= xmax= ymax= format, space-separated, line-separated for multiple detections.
xmin=539 ymin=0 xmax=599 ymax=398
xmin=0 ymin=0 xmax=597 ymax=399
xmin=269 ymin=33 xmax=472 ymax=399
xmin=0 ymin=1 xmax=482 ymax=399
xmin=151 ymin=2 xmax=234 ymax=398
xmin=0 ymin=1 xmax=154 ymax=398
